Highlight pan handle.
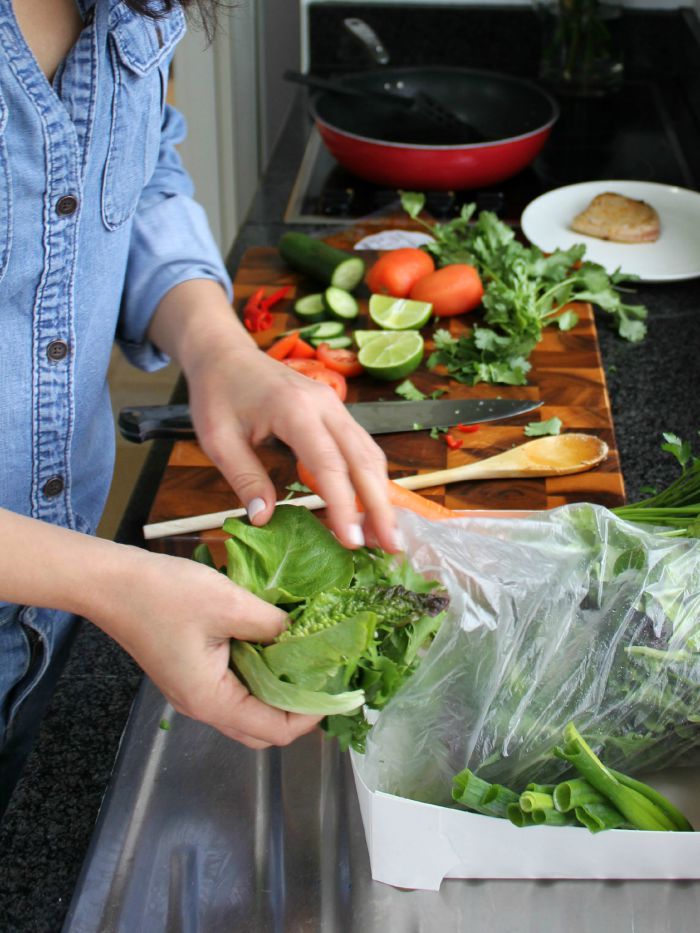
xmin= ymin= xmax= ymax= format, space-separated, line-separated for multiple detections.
xmin=342 ymin=17 xmax=390 ymax=66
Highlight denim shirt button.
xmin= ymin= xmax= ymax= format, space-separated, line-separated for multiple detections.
xmin=47 ymin=340 xmax=69 ymax=362
xmin=56 ymin=195 xmax=79 ymax=216
xmin=42 ymin=476 xmax=65 ymax=498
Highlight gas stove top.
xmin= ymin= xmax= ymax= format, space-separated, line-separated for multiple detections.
xmin=284 ymin=80 xmax=695 ymax=226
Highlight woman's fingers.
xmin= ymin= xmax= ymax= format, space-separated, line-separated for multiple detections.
xmin=197 ymin=421 xmax=278 ymax=526
xmin=325 ymin=415 xmax=399 ymax=553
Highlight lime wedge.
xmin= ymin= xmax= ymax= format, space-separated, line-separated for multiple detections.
xmin=353 ymin=329 xmax=385 ymax=348
xmin=357 ymin=331 xmax=425 ymax=382
xmin=368 ymin=294 xmax=433 ymax=331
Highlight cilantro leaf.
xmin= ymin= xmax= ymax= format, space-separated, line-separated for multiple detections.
xmin=524 ymin=417 xmax=563 ymax=437
xmin=395 ymin=379 xmax=427 ymax=401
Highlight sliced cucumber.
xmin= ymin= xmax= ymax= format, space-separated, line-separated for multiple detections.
xmin=311 ymin=334 xmax=354 ymax=350
xmin=308 ymin=320 xmax=345 ymax=340
xmin=323 ymin=286 xmax=359 ymax=322
xmin=294 ymin=293 xmax=326 ymax=323
xmin=279 ymin=232 xmax=365 ymax=291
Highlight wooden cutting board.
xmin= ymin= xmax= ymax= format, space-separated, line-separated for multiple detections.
xmin=145 ymin=243 xmax=624 ymax=557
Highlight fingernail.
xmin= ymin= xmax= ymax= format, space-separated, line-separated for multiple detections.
xmin=347 ymin=523 xmax=365 ymax=548
xmin=246 ymin=497 xmax=266 ymax=522
xmin=392 ymin=527 xmax=406 ymax=552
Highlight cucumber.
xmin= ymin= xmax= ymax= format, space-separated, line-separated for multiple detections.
xmin=323 ymin=286 xmax=359 ymax=322
xmin=311 ymin=334 xmax=353 ymax=350
xmin=294 ymin=293 xmax=326 ymax=323
xmin=279 ymin=232 xmax=365 ymax=291
xmin=307 ymin=320 xmax=345 ymax=340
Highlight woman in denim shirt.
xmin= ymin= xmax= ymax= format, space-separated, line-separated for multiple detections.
xmin=0 ymin=0 xmax=397 ymax=812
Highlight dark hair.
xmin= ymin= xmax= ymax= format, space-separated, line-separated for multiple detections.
xmin=124 ymin=1 xmax=230 ymax=39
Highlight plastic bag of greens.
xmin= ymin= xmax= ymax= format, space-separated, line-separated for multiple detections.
xmin=361 ymin=503 xmax=700 ymax=807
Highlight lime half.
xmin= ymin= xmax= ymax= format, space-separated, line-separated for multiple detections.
xmin=353 ymin=329 xmax=385 ymax=348
xmin=357 ymin=331 xmax=425 ymax=382
xmin=368 ymin=294 xmax=433 ymax=331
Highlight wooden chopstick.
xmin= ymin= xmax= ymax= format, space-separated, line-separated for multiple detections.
xmin=142 ymin=494 xmax=326 ymax=540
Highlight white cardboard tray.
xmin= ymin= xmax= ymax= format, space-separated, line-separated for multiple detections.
xmin=350 ymin=752 xmax=700 ymax=891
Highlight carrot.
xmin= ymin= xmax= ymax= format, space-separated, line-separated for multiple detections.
xmin=266 ymin=331 xmax=300 ymax=360
xmin=296 ymin=462 xmax=457 ymax=522
xmin=366 ymin=248 xmax=435 ymax=298
xmin=288 ymin=337 xmax=317 ymax=360
xmin=409 ymin=264 xmax=483 ymax=316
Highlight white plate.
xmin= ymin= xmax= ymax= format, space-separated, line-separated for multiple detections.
xmin=521 ymin=180 xmax=700 ymax=282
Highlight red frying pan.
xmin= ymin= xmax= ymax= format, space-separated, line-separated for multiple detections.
xmin=306 ymin=66 xmax=559 ymax=190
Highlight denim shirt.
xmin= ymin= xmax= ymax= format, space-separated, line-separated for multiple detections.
xmin=0 ymin=0 xmax=232 ymax=547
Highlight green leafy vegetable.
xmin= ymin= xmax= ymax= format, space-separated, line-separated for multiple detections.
xmin=196 ymin=505 xmax=449 ymax=752
xmin=430 ymin=425 xmax=449 ymax=439
xmin=524 ymin=417 xmax=563 ymax=437
xmin=395 ymin=379 xmax=427 ymax=401
xmin=401 ymin=191 xmax=647 ymax=386
xmin=284 ymin=481 xmax=312 ymax=497
xmin=222 ymin=507 xmax=353 ymax=603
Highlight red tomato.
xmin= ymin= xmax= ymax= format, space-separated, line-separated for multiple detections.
xmin=281 ymin=358 xmax=326 ymax=373
xmin=266 ymin=331 xmax=300 ymax=360
xmin=281 ymin=358 xmax=347 ymax=401
xmin=288 ymin=338 xmax=317 ymax=360
xmin=366 ymin=248 xmax=435 ymax=298
xmin=315 ymin=343 xmax=364 ymax=377
xmin=409 ymin=264 xmax=484 ymax=316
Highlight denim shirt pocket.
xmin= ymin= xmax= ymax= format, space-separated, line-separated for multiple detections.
xmin=102 ymin=7 xmax=185 ymax=231
xmin=0 ymin=88 xmax=12 ymax=284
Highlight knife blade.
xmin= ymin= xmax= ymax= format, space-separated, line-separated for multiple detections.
xmin=118 ymin=398 xmax=542 ymax=443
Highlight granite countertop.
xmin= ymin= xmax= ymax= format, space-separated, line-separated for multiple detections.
xmin=1 ymin=12 xmax=700 ymax=929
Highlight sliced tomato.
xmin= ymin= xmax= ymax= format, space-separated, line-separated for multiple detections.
xmin=305 ymin=366 xmax=348 ymax=401
xmin=288 ymin=338 xmax=317 ymax=360
xmin=281 ymin=357 xmax=347 ymax=400
xmin=266 ymin=331 xmax=300 ymax=360
xmin=315 ymin=342 xmax=364 ymax=377
xmin=281 ymin=358 xmax=327 ymax=373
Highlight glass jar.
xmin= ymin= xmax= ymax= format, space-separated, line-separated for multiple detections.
xmin=535 ymin=0 xmax=624 ymax=97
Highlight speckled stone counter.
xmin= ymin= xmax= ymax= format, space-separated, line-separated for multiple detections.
xmin=1 ymin=10 xmax=699 ymax=931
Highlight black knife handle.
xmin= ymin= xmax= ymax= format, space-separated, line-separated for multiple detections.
xmin=118 ymin=404 xmax=194 ymax=443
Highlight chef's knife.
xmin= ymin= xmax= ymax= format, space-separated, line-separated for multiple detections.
xmin=118 ymin=398 xmax=542 ymax=443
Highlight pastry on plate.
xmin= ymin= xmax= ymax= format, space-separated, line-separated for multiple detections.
xmin=570 ymin=192 xmax=660 ymax=243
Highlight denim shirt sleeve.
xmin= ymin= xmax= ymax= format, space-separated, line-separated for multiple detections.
xmin=116 ymin=100 xmax=233 ymax=371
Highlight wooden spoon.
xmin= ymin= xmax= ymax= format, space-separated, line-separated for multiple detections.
xmin=394 ymin=433 xmax=609 ymax=492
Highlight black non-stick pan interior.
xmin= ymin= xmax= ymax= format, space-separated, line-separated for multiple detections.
xmin=311 ymin=67 xmax=557 ymax=146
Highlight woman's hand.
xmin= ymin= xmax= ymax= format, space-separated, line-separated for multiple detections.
xmin=148 ymin=279 xmax=398 ymax=553
xmin=90 ymin=546 xmax=322 ymax=749
xmin=0 ymin=510 xmax=321 ymax=748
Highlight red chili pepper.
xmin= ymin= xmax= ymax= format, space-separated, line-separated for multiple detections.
xmin=243 ymin=287 xmax=266 ymax=316
xmin=244 ymin=309 xmax=272 ymax=332
xmin=260 ymin=285 xmax=292 ymax=310
xmin=445 ymin=434 xmax=463 ymax=450
xmin=243 ymin=287 xmax=273 ymax=332
xmin=457 ymin=423 xmax=480 ymax=434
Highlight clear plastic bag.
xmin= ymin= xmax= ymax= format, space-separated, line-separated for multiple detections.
xmin=363 ymin=504 xmax=700 ymax=805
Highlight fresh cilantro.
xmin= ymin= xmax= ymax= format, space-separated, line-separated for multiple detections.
xmin=430 ymin=425 xmax=449 ymax=439
xmin=412 ymin=422 xmax=424 ymax=431
xmin=159 ymin=719 xmax=171 ymax=731
xmin=285 ymin=481 xmax=312 ymax=494
xmin=660 ymin=432 xmax=697 ymax=472
xmin=524 ymin=417 xmax=563 ymax=437
xmin=395 ymin=379 xmax=427 ymax=401
xmin=430 ymin=388 xmax=447 ymax=399
xmin=400 ymin=192 xmax=647 ymax=387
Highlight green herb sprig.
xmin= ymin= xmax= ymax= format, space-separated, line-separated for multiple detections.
xmin=613 ymin=433 xmax=700 ymax=537
xmin=402 ymin=191 xmax=647 ymax=387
